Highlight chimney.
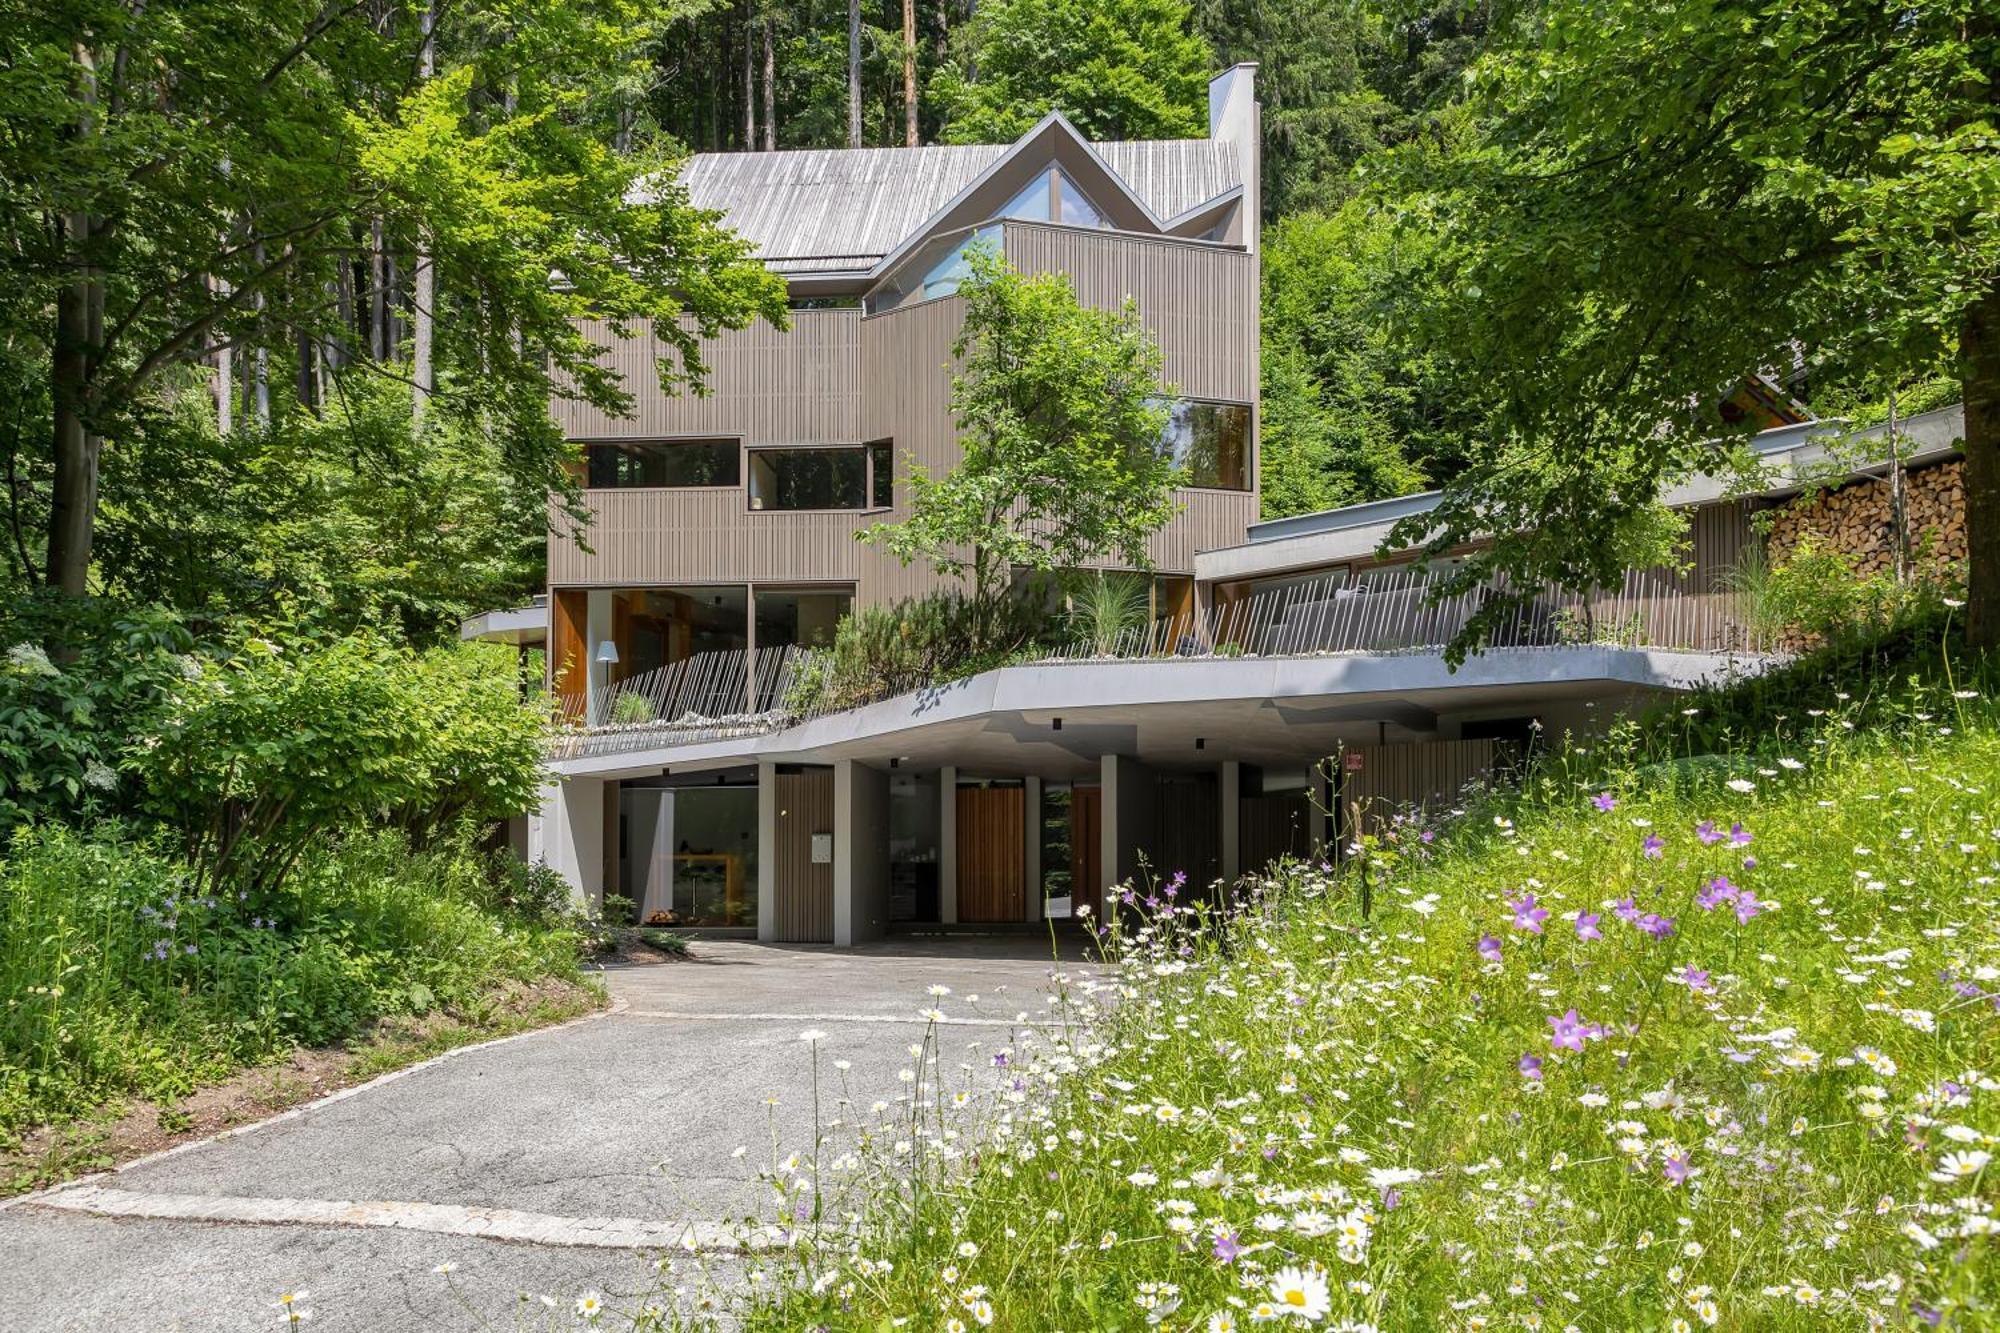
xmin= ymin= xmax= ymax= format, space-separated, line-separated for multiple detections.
xmin=1206 ymin=63 xmax=1260 ymax=253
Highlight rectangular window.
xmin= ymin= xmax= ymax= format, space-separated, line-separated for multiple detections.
xmin=584 ymin=439 xmax=739 ymax=489
xmin=748 ymin=447 xmax=868 ymax=511
xmin=1156 ymin=400 xmax=1251 ymax=491
xmin=868 ymin=440 xmax=893 ymax=508
xmin=754 ymin=588 xmax=853 ymax=652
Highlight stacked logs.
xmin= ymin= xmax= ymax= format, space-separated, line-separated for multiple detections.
xmin=1766 ymin=459 xmax=1966 ymax=577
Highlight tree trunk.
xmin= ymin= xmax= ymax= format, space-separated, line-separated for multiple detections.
xmin=370 ymin=218 xmax=388 ymax=360
xmin=741 ymin=10 xmax=756 ymax=149
xmin=1964 ymin=280 xmax=2000 ymax=651
xmin=411 ymin=2 xmax=436 ymax=431
xmin=847 ymin=0 xmax=862 ymax=148
xmin=47 ymin=265 xmax=99 ymax=597
xmin=902 ymin=0 xmax=918 ymax=147
xmin=761 ymin=19 xmax=776 ymax=151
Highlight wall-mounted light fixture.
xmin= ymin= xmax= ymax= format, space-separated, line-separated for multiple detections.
xmin=1195 ymin=737 xmax=1206 ymax=751
xmin=1051 ymin=717 xmax=1063 ymax=731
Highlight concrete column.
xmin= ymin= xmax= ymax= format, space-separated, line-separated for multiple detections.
xmin=1100 ymin=754 xmax=1152 ymax=913
xmin=756 ymin=761 xmax=778 ymax=942
xmin=939 ymin=764 xmax=959 ymax=924
xmin=540 ymin=776 xmax=606 ymax=909
xmin=834 ymin=760 xmax=891 ymax=946
xmin=1023 ymin=776 xmax=1042 ymax=924
xmin=1220 ymin=760 xmax=1242 ymax=886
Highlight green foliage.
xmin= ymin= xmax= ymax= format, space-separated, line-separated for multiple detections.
xmin=4 ymin=0 xmax=785 ymax=593
xmin=94 ymin=382 xmax=545 ymax=643
xmin=1258 ymin=201 xmax=1463 ymax=518
xmin=1065 ymin=571 xmax=1152 ymax=656
xmin=785 ymin=586 xmax=1054 ymax=714
xmin=1384 ymin=0 xmax=2000 ymax=656
xmin=746 ymin=669 xmax=2000 ymax=1330
xmin=864 ymin=250 xmax=1179 ymax=641
xmin=0 ymin=594 xmax=194 ymax=829
xmin=131 ymin=633 xmax=544 ymax=893
xmin=932 ymin=0 xmax=1212 ymax=143
xmin=1726 ymin=538 xmax=1960 ymax=651
xmin=0 ymin=823 xmax=584 ymax=1143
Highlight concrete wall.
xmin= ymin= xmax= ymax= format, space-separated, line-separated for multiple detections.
xmin=835 ymin=760 xmax=891 ymax=946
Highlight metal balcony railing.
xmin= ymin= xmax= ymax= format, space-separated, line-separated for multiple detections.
xmin=545 ymin=568 xmax=1770 ymax=762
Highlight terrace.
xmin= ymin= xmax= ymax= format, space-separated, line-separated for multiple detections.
xmin=546 ymin=565 xmax=1773 ymax=765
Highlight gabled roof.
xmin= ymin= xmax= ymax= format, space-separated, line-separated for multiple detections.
xmin=674 ymin=128 xmax=1242 ymax=276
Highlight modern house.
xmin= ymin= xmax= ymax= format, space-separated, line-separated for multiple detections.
xmin=485 ymin=64 xmax=1968 ymax=947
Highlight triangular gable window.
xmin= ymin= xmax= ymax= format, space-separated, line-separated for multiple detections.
xmin=1000 ymin=167 xmax=1109 ymax=229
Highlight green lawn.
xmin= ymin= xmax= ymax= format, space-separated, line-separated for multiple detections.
xmin=727 ymin=675 xmax=2000 ymax=1330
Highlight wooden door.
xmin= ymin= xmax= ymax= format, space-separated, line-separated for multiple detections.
xmin=956 ymin=785 xmax=1024 ymax=922
xmin=773 ymin=770 xmax=835 ymax=941
xmin=1070 ymin=785 xmax=1101 ymax=908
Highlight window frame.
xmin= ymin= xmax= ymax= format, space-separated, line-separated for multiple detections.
xmin=743 ymin=443 xmax=895 ymax=515
xmin=576 ymin=436 xmax=743 ymax=491
xmin=1154 ymin=397 xmax=1255 ymax=493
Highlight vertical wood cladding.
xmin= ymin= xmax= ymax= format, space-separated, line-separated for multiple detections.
xmin=955 ymin=785 xmax=1025 ymax=922
xmin=1340 ymin=741 xmax=1506 ymax=840
xmin=773 ymin=768 xmax=835 ymax=942
xmin=547 ymin=229 xmax=1258 ymax=599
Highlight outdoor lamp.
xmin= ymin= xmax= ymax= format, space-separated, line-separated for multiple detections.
xmin=594 ymin=641 xmax=620 ymax=665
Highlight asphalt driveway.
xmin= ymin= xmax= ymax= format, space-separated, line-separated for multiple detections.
xmin=0 ymin=935 xmax=1092 ymax=1331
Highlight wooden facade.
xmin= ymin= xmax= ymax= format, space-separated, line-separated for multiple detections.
xmin=1339 ymin=741 xmax=1512 ymax=839
xmin=546 ymin=223 xmax=1258 ymax=605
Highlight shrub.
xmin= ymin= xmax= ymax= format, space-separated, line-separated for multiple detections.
xmin=130 ymin=633 xmax=542 ymax=892
xmin=0 ymin=824 xmax=582 ymax=1142
xmin=1064 ymin=571 xmax=1152 ymax=655
xmin=0 ymin=594 xmax=195 ymax=829
xmin=1728 ymin=537 xmax=1958 ymax=650
xmin=786 ymin=586 xmax=1053 ymax=713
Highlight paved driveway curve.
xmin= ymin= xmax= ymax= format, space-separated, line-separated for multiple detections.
xmin=0 ymin=936 xmax=1090 ymax=1332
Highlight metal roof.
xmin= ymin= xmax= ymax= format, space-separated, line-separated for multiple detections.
xmin=671 ymin=137 xmax=1241 ymax=272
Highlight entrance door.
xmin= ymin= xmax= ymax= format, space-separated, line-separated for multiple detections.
xmin=956 ymin=785 xmax=1024 ymax=922
xmin=1070 ymin=785 xmax=1101 ymax=910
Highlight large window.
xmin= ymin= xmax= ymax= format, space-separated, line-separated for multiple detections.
xmin=749 ymin=447 xmax=867 ymax=511
xmin=754 ymin=588 xmax=852 ymax=651
xmin=1000 ymin=167 xmax=1109 ymax=229
xmin=865 ymin=225 xmax=1002 ymax=315
xmin=1156 ymin=399 xmax=1251 ymax=491
xmin=747 ymin=444 xmax=893 ymax=512
xmin=584 ymin=438 xmax=739 ymax=489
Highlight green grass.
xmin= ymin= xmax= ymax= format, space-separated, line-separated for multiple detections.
xmin=718 ymin=668 xmax=2000 ymax=1331
xmin=0 ymin=825 xmax=587 ymax=1147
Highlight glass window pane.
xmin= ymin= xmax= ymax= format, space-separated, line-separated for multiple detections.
xmin=1001 ymin=170 xmax=1054 ymax=221
xmin=754 ymin=589 xmax=852 ymax=653
xmin=748 ymin=448 xmax=868 ymax=510
xmin=1155 ymin=399 xmax=1251 ymax=490
xmin=622 ymin=781 xmax=759 ymax=928
xmin=584 ymin=439 xmax=738 ymax=488
xmin=868 ymin=440 xmax=893 ymax=508
xmin=865 ymin=226 xmax=1003 ymax=315
xmin=1056 ymin=172 xmax=1107 ymax=228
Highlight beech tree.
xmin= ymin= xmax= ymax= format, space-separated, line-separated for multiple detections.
xmin=1389 ymin=0 xmax=2000 ymax=652
xmin=2 ymin=0 xmax=786 ymax=597
xmin=864 ymin=249 xmax=1181 ymax=641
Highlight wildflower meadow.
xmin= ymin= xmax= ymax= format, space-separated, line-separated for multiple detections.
xmin=671 ymin=680 xmax=2000 ymax=1331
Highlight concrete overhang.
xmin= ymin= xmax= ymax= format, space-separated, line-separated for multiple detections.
xmin=547 ymin=646 xmax=1766 ymax=782
xmin=461 ymin=600 xmax=548 ymax=647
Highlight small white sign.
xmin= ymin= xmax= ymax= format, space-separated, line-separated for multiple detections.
xmin=810 ymin=832 xmax=833 ymax=864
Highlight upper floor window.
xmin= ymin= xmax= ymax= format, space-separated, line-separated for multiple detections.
xmin=865 ymin=225 xmax=1002 ymax=316
xmin=747 ymin=442 xmax=895 ymax=511
xmin=1000 ymin=167 xmax=1110 ymax=229
xmin=585 ymin=438 xmax=739 ymax=489
xmin=1156 ymin=399 xmax=1251 ymax=491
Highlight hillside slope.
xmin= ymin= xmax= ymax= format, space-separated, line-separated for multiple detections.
xmin=743 ymin=682 xmax=2000 ymax=1330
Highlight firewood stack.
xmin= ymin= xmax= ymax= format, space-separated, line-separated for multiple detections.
xmin=1766 ymin=459 xmax=1967 ymax=576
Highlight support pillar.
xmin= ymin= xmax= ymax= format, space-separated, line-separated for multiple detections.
xmin=834 ymin=760 xmax=891 ymax=946
xmin=1220 ymin=760 xmax=1242 ymax=886
xmin=756 ymin=761 xmax=778 ymax=941
xmin=539 ymin=776 xmax=606 ymax=910
xmin=1023 ymin=776 xmax=1043 ymax=923
xmin=939 ymin=764 xmax=959 ymax=924
xmin=1100 ymin=754 xmax=1153 ymax=913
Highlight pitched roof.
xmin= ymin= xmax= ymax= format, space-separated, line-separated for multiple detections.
xmin=677 ymin=136 xmax=1241 ymax=274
